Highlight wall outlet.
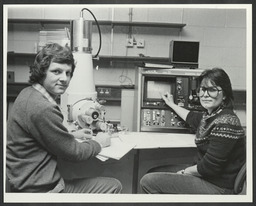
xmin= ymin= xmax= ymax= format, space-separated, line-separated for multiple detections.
xmin=137 ymin=39 xmax=145 ymax=48
xmin=96 ymin=86 xmax=121 ymax=102
xmin=7 ymin=71 xmax=15 ymax=83
xmin=97 ymin=87 xmax=112 ymax=97
xmin=126 ymin=38 xmax=134 ymax=47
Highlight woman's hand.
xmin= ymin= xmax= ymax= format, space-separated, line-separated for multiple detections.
xmin=177 ymin=165 xmax=202 ymax=177
xmin=93 ymin=132 xmax=111 ymax=148
xmin=71 ymin=128 xmax=92 ymax=142
xmin=162 ymin=91 xmax=190 ymax=121
xmin=176 ymin=169 xmax=184 ymax=174
xmin=162 ymin=92 xmax=175 ymax=108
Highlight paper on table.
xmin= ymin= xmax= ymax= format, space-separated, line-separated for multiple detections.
xmin=96 ymin=155 xmax=109 ymax=162
xmin=96 ymin=137 xmax=136 ymax=161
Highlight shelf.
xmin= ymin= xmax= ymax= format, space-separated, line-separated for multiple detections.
xmin=104 ymin=21 xmax=186 ymax=28
xmin=8 ymin=19 xmax=186 ymax=28
xmin=7 ymin=52 xmax=36 ymax=57
xmin=7 ymin=82 xmax=30 ymax=100
xmin=96 ymin=55 xmax=169 ymax=63
xmin=8 ymin=19 xmax=71 ymax=25
xmin=7 ymin=52 xmax=170 ymax=64
xmin=7 ymin=83 xmax=134 ymax=102
xmin=6 ymin=83 xmax=245 ymax=108
xmin=8 ymin=18 xmax=184 ymax=65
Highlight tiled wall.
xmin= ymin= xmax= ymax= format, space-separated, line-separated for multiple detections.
xmin=6 ymin=5 xmax=248 ymax=125
xmin=7 ymin=6 xmax=247 ymax=90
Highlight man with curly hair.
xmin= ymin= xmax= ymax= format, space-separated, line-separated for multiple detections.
xmin=6 ymin=43 xmax=122 ymax=193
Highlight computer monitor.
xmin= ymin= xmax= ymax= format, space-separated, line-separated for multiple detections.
xmin=170 ymin=40 xmax=200 ymax=66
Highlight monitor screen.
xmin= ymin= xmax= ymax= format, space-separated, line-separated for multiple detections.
xmin=146 ymin=81 xmax=172 ymax=99
xmin=170 ymin=41 xmax=199 ymax=65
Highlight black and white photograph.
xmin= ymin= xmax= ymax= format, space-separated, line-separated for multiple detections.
xmin=2 ymin=1 xmax=254 ymax=205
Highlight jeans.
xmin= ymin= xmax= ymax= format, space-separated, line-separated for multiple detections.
xmin=62 ymin=177 xmax=122 ymax=193
xmin=140 ymin=164 xmax=233 ymax=194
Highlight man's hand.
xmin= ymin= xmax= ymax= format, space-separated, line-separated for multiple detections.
xmin=71 ymin=128 xmax=92 ymax=142
xmin=93 ymin=132 xmax=111 ymax=148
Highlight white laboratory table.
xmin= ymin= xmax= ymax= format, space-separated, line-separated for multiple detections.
xmin=118 ymin=132 xmax=197 ymax=193
xmin=58 ymin=132 xmax=197 ymax=194
xmin=119 ymin=132 xmax=196 ymax=149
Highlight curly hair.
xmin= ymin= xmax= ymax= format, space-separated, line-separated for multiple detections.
xmin=198 ymin=67 xmax=234 ymax=109
xmin=29 ymin=43 xmax=75 ymax=84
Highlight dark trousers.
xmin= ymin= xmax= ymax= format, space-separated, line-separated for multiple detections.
xmin=140 ymin=164 xmax=233 ymax=194
xmin=62 ymin=177 xmax=122 ymax=193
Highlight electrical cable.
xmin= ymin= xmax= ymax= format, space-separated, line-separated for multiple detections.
xmin=119 ymin=69 xmax=133 ymax=86
xmin=81 ymin=8 xmax=102 ymax=58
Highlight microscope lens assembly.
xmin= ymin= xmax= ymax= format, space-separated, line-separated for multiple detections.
xmin=61 ymin=8 xmax=108 ymax=133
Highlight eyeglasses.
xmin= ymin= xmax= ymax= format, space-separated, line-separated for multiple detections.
xmin=197 ymin=86 xmax=222 ymax=98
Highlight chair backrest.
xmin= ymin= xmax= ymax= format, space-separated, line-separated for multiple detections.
xmin=6 ymin=176 xmax=11 ymax=192
xmin=233 ymin=163 xmax=246 ymax=194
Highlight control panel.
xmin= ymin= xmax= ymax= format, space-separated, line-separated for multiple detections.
xmin=175 ymin=77 xmax=189 ymax=107
xmin=134 ymin=67 xmax=204 ymax=133
xmin=141 ymin=109 xmax=187 ymax=131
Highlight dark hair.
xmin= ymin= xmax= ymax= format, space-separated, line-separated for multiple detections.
xmin=198 ymin=67 xmax=234 ymax=109
xmin=29 ymin=43 xmax=75 ymax=84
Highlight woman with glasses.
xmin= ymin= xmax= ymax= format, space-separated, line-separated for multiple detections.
xmin=140 ymin=67 xmax=246 ymax=194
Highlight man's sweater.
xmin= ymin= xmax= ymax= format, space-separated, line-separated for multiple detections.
xmin=186 ymin=107 xmax=246 ymax=189
xmin=6 ymin=86 xmax=101 ymax=192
